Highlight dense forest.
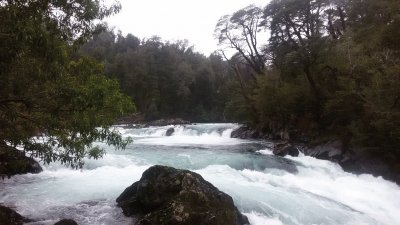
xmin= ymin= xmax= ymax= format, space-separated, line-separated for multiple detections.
xmin=80 ymin=0 xmax=400 ymax=164
xmin=1 ymin=0 xmax=399 ymax=168
xmin=217 ymin=0 xmax=400 ymax=163
xmin=79 ymin=34 xmax=231 ymax=122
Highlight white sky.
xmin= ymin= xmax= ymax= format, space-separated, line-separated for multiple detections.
xmin=105 ymin=0 xmax=268 ymax=55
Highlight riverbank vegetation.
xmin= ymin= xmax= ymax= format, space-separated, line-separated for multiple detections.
xmin=0 ymin=0 xmax=134 ymax=167
xmin=215 ymin=0 xmax=400 ymax=168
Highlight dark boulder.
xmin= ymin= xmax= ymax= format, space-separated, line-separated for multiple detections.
xmin=0 ymin=144 xmax=42 ymax=178
xmin=231 ymin=126 xmax=262 ymax=139
xmin=117 ymin=165 xmax=249 ymax=225
xmin=273 ymin=143 xmax=299 ymax=157
xmin=304 ymin=140 xmax=344 ymax=162
xmin=339 ymin=150 xmax=400 ymax=184
xmin=0 ymin=205 xmax=31 ymax=225
xmin=54 ymin=219 xmax=78 ymax=225
xmin=165 ymin=128 xmax=175 ymax=136
xmin=303 ymin=140 xmax=400 ymax=184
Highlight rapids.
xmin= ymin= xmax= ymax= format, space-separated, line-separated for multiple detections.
xmin=1 ymin=123 xmax=399 ymax=225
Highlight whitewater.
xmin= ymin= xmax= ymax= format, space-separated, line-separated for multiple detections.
xmin=1 ymin=123 xmax=400 ymax=225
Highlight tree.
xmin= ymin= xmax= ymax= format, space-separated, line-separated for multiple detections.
xmin=324 ymin=0 xmax=400 ymax=156
xmin=263 ymin=0 xmax=345 ymax=101
xmin=214 ymin=5 xmax=267 ymax=123
xmin=0 ymin=0 xmax=134 ymax=168
xmin=215 ymin=5 xmax=266 ymax=77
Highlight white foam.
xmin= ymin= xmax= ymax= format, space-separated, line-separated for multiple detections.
xmin=195 ymin=162 xmax=400 ymax=225
xmin=245 ymin=212 xmax=285 ymax=225
xmin=123 ymin=123 xmax=250 ymax=146
xmin=133 ymin=135 xmax=247 ymax=146
xmin=257 ymin=148 xmax=273 ymax=155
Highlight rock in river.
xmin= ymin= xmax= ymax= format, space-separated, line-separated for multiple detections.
xmin=54 ymin=219 xmax=78 ymax=225
xmin=165 ymin=127 xmax=175 ymax=136
xmin=0 ymin=205 xmax=31 ymax=225
xmin=0 ymin=143 xmax=42 ymax=178
xmin=273 ymin=142 xmax=299 ymax=157
xmin=116 ymin=165 xmax=249 ymax=225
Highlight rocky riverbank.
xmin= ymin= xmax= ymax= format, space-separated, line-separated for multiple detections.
xmin=231 ymin=126 xmax=400 ymax=184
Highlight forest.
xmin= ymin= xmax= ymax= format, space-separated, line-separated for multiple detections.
xmin=1 ymin=0 xmax=399 ymax=167
xmin=80 ymin=0 xmax=400 ymax=165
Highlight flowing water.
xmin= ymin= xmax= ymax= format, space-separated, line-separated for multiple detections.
xmin=1 ymin=123 xmax=400 ymax=225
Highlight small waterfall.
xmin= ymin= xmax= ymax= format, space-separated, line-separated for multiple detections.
xmin=118 ymin=123 xmax=240 ymax=138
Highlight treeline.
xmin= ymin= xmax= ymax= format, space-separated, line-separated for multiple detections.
xmin=79 ymin=0 xmax=400 ymax=162
xmin=214 ymin=0 xmax=400 ymax=160
xmin=79 ymin=33 xmax=233 ymax=122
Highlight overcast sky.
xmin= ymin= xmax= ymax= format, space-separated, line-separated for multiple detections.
xmin=105 ymin=0 xmax=268 ymax=55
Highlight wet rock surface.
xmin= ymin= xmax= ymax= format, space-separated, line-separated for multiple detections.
xmin=0 ymin=205 xmax=31 ymax=225
xmin=165 ymin=128 xmax=175 ymax=136
xmin=273 ymin=143 xmax=299 ymax=157
xmin=54 ymin=219 xmax=78 ymax=225
xmin=305 ymin=140 xmax=400 ymax=184
xmin=117 ymin=165 xmax=249 ymax=225
xmin=304 ymin=140 xmax=344 ymax=161
xmin=234 ymin=124 xmax=400 ymax=184
xmin=0 ymin=144 xmax=42 ymax=178
xmin=231 ymin=126 xmax=265 ymax=139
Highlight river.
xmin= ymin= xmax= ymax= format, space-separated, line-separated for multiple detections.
xmin=1 ymin=123 xmax=400 ymax=225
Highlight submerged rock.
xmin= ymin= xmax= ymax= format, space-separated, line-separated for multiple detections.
xmin=165 ymin=127 xmax=175 ymax=136
xmin=0 ymin=205 xmax=31 ymax=225
xmin=117 ymin=165 xmax=249 ymax=225
xmin=54 ymin=219 xmax=78 ymax=225
xmin=0 ymin=144 xmax=42 ymax=178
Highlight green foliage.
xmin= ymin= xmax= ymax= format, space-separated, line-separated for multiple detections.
xmin=0 ymin=0 xmax=134 ymax=168
xmin=255 ymin=74 xmax=316 ymax=127
xmin=217 ymin=0 xmax=400 ymax=161
xmin=80 ymin=32 xmax=231 ymax=122
xmin=224 ymin=83 xmax=254 ymax=124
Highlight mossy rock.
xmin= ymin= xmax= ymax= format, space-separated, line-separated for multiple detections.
xmin=117 ymin=165 xmax=249 ymax=225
